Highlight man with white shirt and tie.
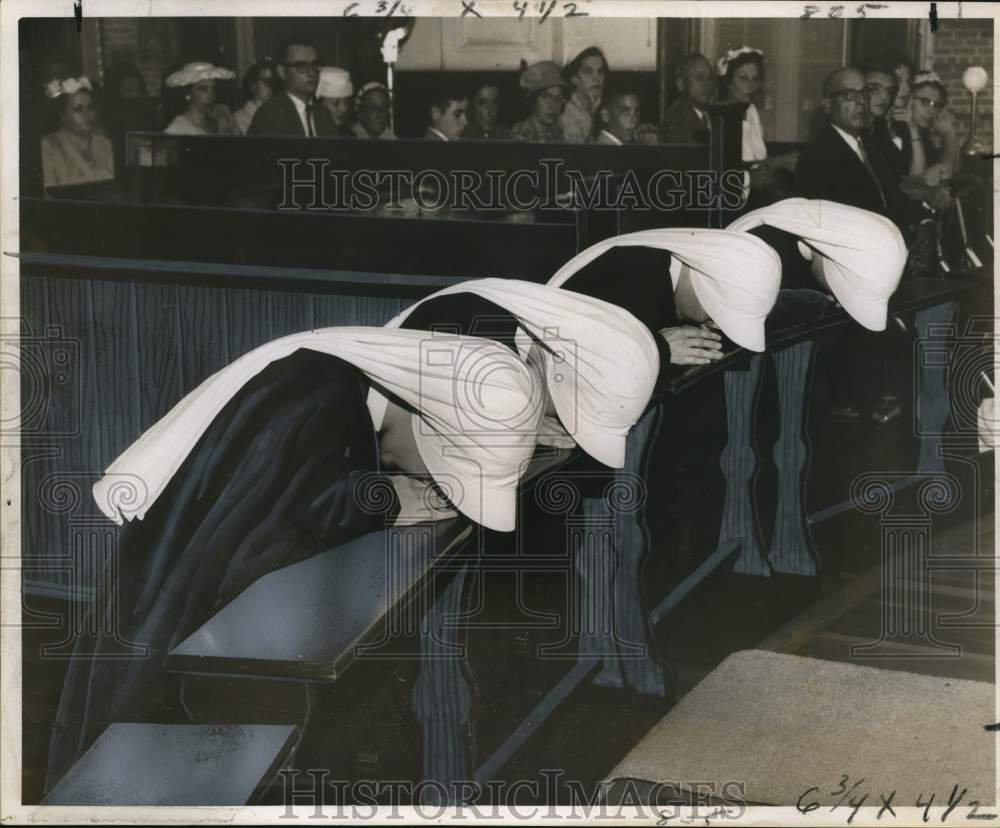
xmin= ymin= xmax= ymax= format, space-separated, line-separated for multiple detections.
xmin=248 ymin=37 xmax=336 ymax=137
xmin=795 ymin=67 xmax=929 ymax=239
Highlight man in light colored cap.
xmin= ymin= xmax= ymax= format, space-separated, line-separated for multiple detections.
xmin=546 ymin=229 xmax=781 ymax=376
xmin=511 ymin=60 xmax=572 ymax=144
xmin=317 ymin=66 xmax=355 ymax=137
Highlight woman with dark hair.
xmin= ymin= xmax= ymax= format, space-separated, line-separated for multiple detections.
xmin=233 ymin=58 xmax=276 ymax=135
xmin=162 ymin=61 xmax=238 ymax=135
xmin=39 ymin=76 xmax=115 ymax=192
xmin=560 ymin=46 xmax=608 ymax=143
xmin=905 ymin=71 xmax=960 ymax=184
xmin=718 ymin=46 xmax=767 ymax=163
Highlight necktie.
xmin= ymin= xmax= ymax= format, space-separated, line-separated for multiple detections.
xmin=304 ymin=100 xmax=316 ymax=137
xmin=857 ymin=138 xmax=886 ymax=209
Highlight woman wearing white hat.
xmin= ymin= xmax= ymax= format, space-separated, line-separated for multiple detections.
xmin=377 ymin=279 xmax=660 ymax=470
xmin=317 ymin=66 xmax=355 ymax=137
xmin=46 ymin=328 xmax=542 ymax=790
xmin=163 ymin=61 xmax=239 ymax=135
xmin=545 ymin=229 xmax=782 ymax=373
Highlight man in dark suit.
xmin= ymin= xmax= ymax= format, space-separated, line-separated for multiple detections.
xmin=660 ymin=53 xmax=714 ymax=144
xmin=796 ymin=67 xmax=929 ymax=239
xmin=864 ymin=65 xmax=910 ymax=178
xmin=247 ymin=37 xmax=336 ymax=137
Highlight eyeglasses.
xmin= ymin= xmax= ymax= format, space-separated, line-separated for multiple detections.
xmin=914 ymin=96 xmax=944 ymax=109
xmin=285 ymin=61 xmax=321 ymax=75
xmin=829 ymin=88 xmax=870 ymax=103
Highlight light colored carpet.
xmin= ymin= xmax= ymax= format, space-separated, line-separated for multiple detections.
xmin=607 ymin=650 xmax=996 ymax=806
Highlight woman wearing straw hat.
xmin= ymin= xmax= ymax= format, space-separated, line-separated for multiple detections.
xmin=45 ymin=328 xmax=543 ymax=792
xmin=511 ymin=60 xmax=573 ymax=144
xmin=163 ymin=61 xmax=239 ymax=135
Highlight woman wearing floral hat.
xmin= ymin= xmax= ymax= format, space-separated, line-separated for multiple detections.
xmin=40 ymin=76 xmax=115 ymax=192
xmin=718 ymin=46 xmax=768 ymax=164
xmin=163 ymin=61 xmax=239 ymax=135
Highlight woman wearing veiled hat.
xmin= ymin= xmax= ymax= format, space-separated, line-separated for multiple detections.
xmin=45 ymin=328 xmax=542 ymax=793
xmin=511 ymin=61 xmax=573 ymax=144
xmin=163 ymin=61 xmax=239 ymax=135
xmin=39 ymin=76 xmax=115 ymax=192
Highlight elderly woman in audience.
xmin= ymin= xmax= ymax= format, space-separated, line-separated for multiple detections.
xmin=560 ymin=46 xmax=608 ymax=144
xmin=40 ymin=75 xmax=115 ymax=192
xmin=512 ymin=61 xmax=571 ymax=144
xmin=232 ymin=58 xmax=276 ymax=135
xmin=352 ymin=82 xmax=396 ymax=140
xmin=317 ymin=67 xmax=356 ymax=137
xmin=163 ymin=61 xmax=238 ymax=135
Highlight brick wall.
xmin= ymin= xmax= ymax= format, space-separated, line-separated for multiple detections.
xmin=928 ymin=19 xmax=994 ymax=151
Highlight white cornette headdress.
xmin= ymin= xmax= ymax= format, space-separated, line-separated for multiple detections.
xmin=717 ymin=46 xmax=764 ymax=77
xmin=727 ymin=198 xmax=907 ymax=332
xmin=45 ymin=76 xmax=93 ymax=99
xmin=93 ymin=328 xmax=543 ymax=533
xmin=374 ymin=278 xmax=659 ymax=469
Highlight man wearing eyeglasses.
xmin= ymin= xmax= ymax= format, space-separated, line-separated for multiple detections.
xmin=863 ymin=64 xmax=909 ymax=178
xmin=796 ymin=67 xmax=928 ymax=237
xmin=248 ymin=37 xmax=336 ymax=137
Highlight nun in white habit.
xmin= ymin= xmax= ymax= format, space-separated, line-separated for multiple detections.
xmin=374 ymin=278 xmax=661 ymax=469
xmin=544 ymin=229 xmax=782 ymax=372
xmin=47 ymin=328 xmax=543 ymax=791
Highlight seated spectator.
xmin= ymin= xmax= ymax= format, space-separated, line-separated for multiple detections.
xmin=863 ymin=63 xmax=909 ymax=178
xmin=595 ymin=88 xmax=641 ymax=145
xmin=511 ymin=61 xmax=571 ymax=144
xmin=101 ymin=62 xmax=158 ymax=176
xmin=425 ymin=89 xmax=468 ymax=141
xmin=718 ymin=46 xmax=767 ymax=164
xmin=233 ymin=58 xmax=276 ymax=135
xmin=40 ymin=76 xmax=115 ymax=192
xmin=906 ymin=71 xmax=960 ymax=183
xmin=163 ymin=62 xmax=238 ymax=135
xmin=248 ymin=37 xmax=335 ymax=136
xmin=560 ymin=46 xmax=608 ymax=144
xmin=796 ymin=66 xmax=938 ymax=280
xmin=661 ymin=53 xmax=714 ymax=144
xmin=464 ymin=83 xmax=510 ymax=140
xmin=317 ymin=66 xmax=355 ymax=137
xmin=352 ymin=82 xmax=396 ymax=140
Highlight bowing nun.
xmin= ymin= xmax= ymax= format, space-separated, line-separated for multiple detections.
xmin=544 ymin=229 xmax=782 ymax=375
xmin=725 ymin=198 xmax=908 ymax=331
xmin=374 ymin=278 xmax=661 ymax=470
xmin=46 ymin=329 xmax=543 ymax=791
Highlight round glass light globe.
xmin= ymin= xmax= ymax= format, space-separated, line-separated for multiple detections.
xmin=963 ymin=66 xmax=988 ymax=94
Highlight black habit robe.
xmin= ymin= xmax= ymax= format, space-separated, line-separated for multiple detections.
xmin=46 ymin=348 xmax=402 ymax=790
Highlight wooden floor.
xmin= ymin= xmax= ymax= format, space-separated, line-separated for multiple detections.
xmin=762 ymin=516 xmax=995 ymax=683
xmin=20 ymin=477 xmax=995 ymax=805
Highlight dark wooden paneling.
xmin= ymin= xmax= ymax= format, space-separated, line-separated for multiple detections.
xmin=177 ymin=284 xmax=231 ymax=394
xmin=134 ymin=282 xmax=184 ymax=427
